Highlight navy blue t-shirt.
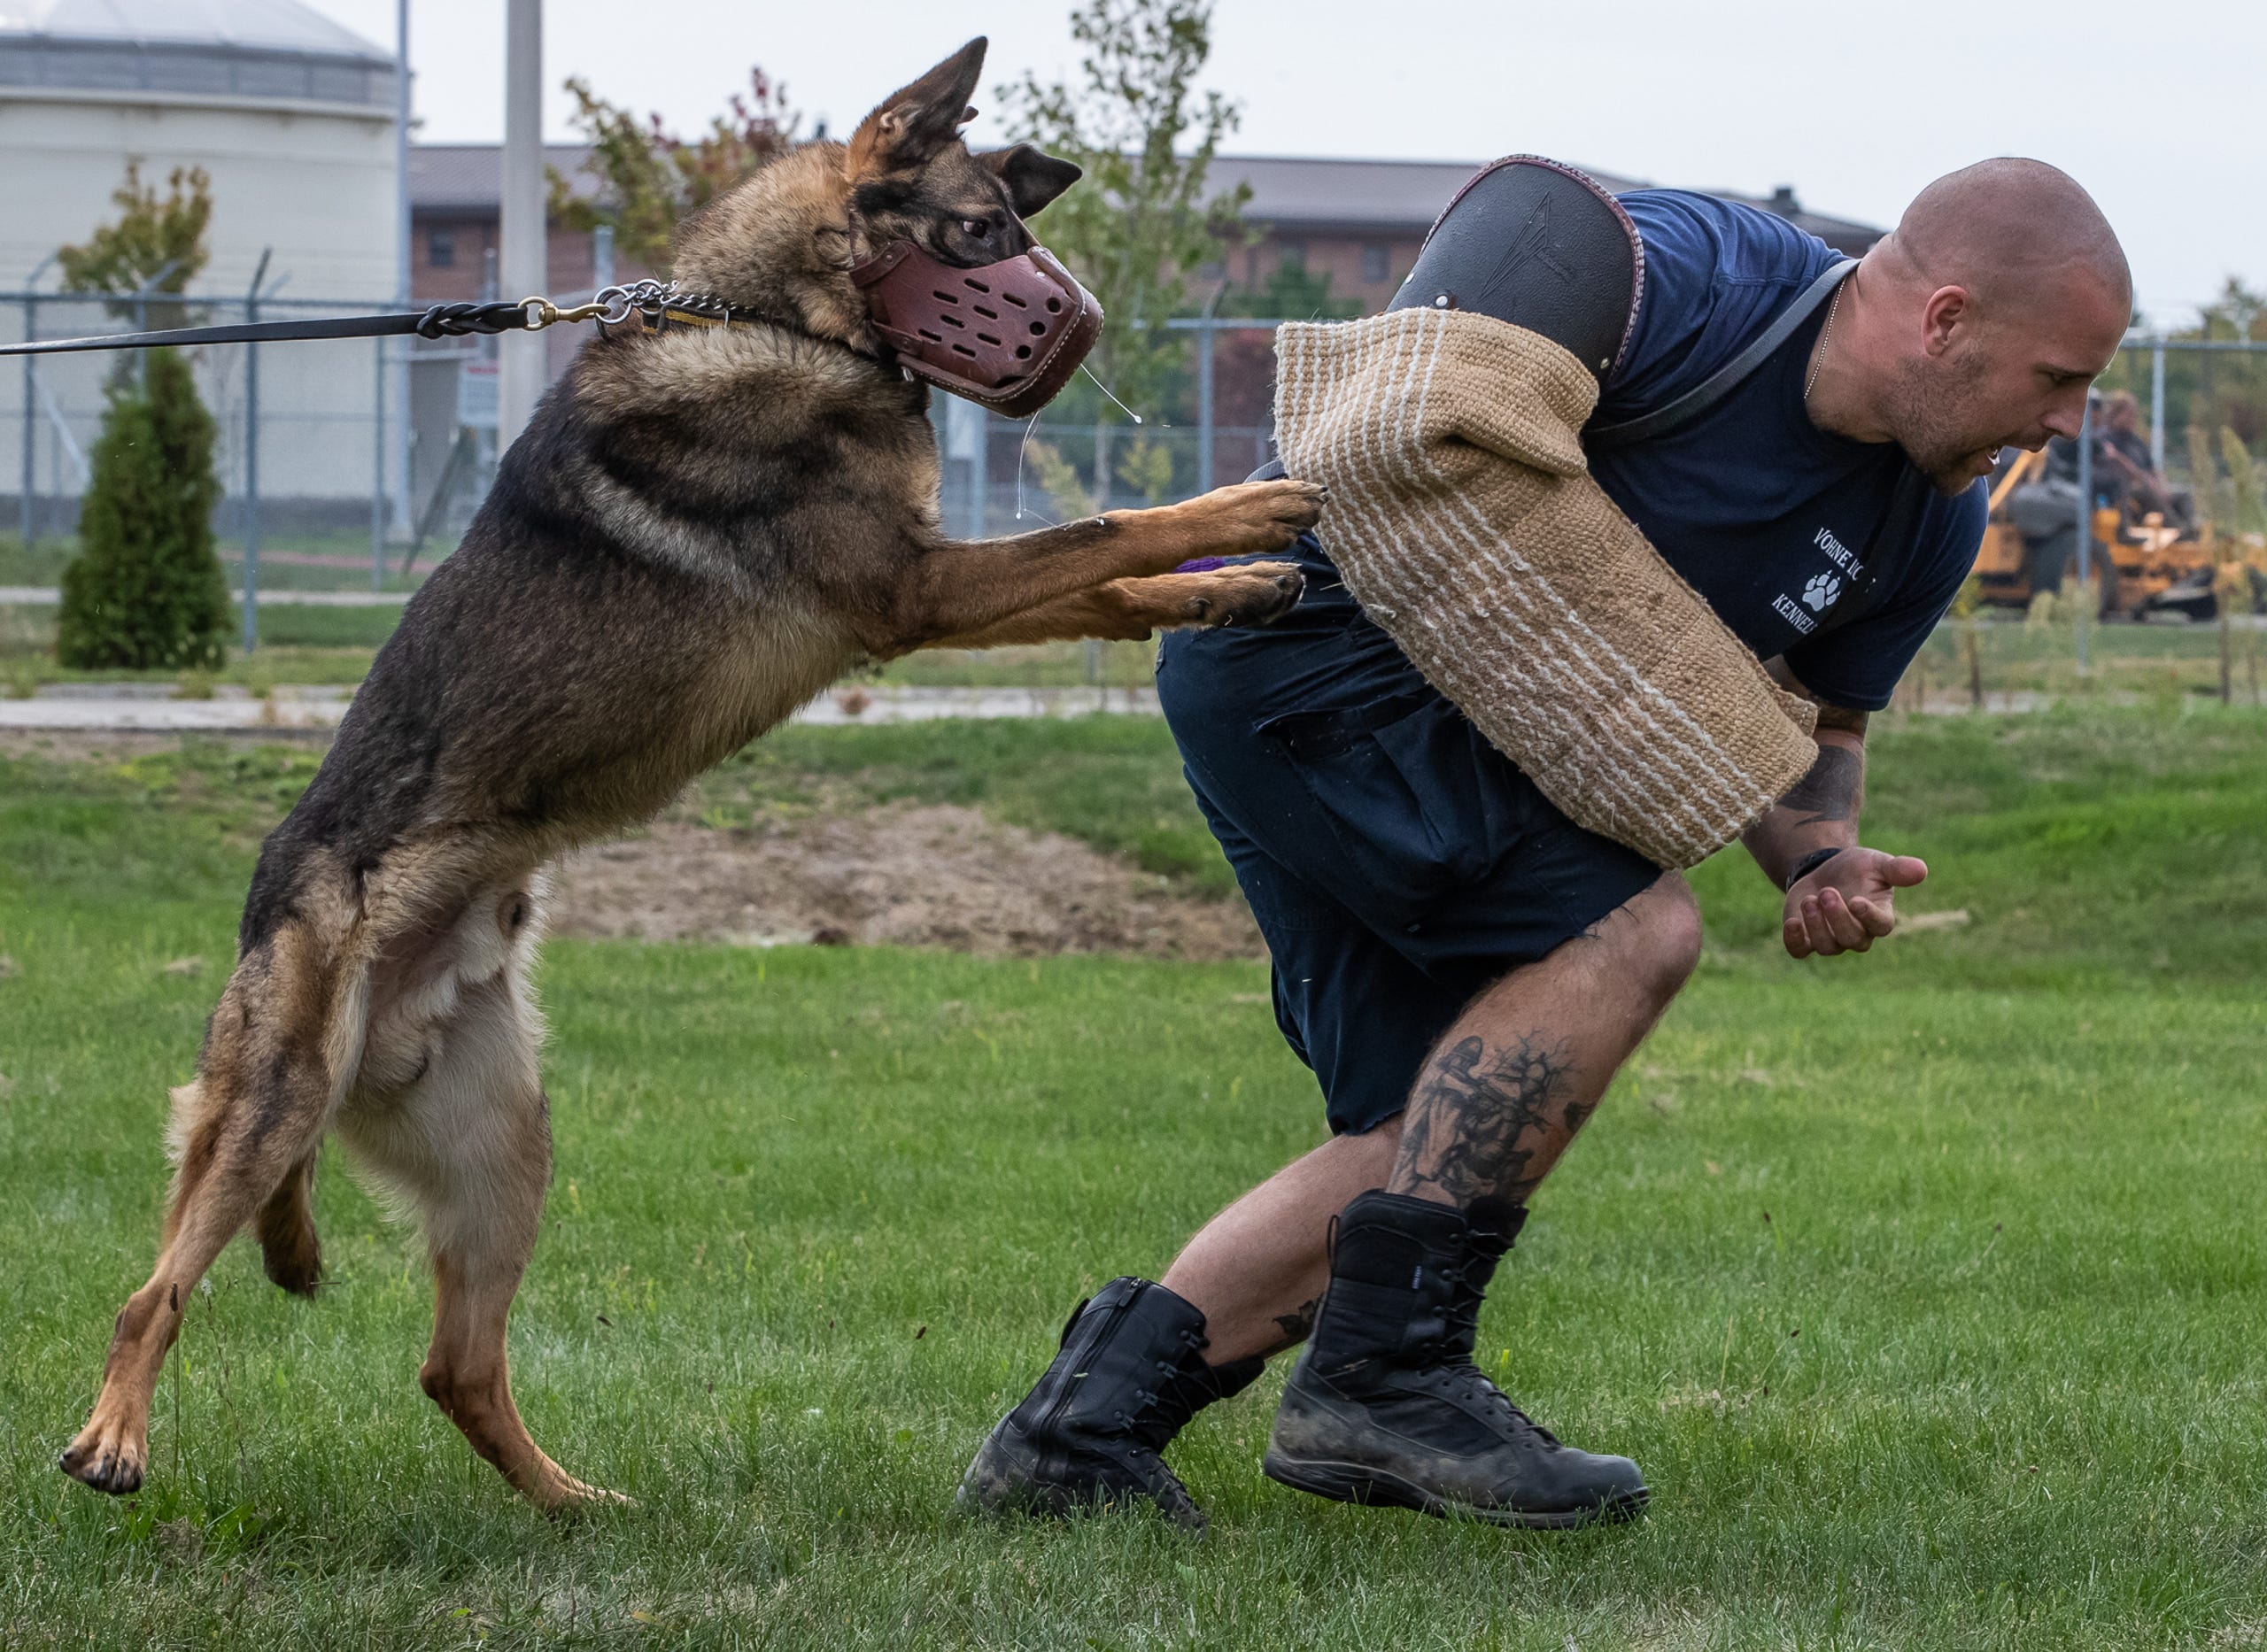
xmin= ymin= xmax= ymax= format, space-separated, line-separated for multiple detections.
xmin=1585 ymin=190 xmax=1985 ymax=710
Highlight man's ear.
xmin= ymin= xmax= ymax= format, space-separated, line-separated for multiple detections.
xmin=847 ymin=38 xmax=987 ymax=176
xmin=981 ymin=144 xmax=1084 ymax=219
xmin=1921 ymin=284 xmax=1972 ymax=357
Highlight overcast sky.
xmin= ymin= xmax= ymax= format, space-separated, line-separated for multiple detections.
xmin=306 ymin=0 xmax=2263 ymax=328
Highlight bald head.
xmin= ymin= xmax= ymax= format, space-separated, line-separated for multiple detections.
xmin=1821 ymin=158 xmax=2132 ymax=493
xmin=1881 ymin=158 xmax=2130 ymax=313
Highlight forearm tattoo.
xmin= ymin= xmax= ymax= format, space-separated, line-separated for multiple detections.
xmin=1763 ymin=660 xmax=1868 ymax=737
xmin=1392 ymin=1033 xmax=1585 ymax=1208
xmin=1780 ymin=743 xmax=1865 ymax=828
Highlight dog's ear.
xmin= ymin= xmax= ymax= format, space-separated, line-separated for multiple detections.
xmin=981 ymin=144 xmax=1083 ymax=220
xmin=848 ymin=38 xmax=987 ymax=175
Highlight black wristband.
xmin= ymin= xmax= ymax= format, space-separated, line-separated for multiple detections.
xmin=1781 ymin=845 xmax=1846 ymax=892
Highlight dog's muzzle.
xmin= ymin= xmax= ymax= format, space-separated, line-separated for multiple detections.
xmin=850 ymin=242 xmax=1102 ymax=419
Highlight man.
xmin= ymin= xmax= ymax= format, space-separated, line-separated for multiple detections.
xmin=961 ymin=158 xmax=2130 ymax=1531
xmin=2093 ymin=390 xmax=2190 ymax=525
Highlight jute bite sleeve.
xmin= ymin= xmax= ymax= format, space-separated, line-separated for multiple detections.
xmin=1273 ymin=306 xmax=1819 ymax=869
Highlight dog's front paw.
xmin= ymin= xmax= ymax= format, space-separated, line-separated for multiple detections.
xmin=1178 ymin=561 xmax=1305 ymax=629
xmin=1180 ymin=478 xmax=1328 ymax=557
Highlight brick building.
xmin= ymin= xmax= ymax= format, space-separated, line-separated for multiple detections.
xmin=405 ymin=145 xmax=1884 ymax=519
xmin=408 ymin=144 xmax=1884 ymax=309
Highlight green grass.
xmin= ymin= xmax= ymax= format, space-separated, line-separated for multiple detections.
xmin=5 ymin=712 xmax=2267 ymax=1648
xmin=870 ymin=638 xmax=1161 ymax=690
xmin=1902 ymin=614 xmax=2267 ymax=706
xmin=0 ymin=602 xmax=398 ymax=692
xmin=0 ymin=532 xmax=440 ymax=593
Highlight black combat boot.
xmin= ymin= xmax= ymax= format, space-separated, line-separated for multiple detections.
xmin=1263 ymin=1191 xmax=1647 ymax=1528
xmin=957 ymin=1277 xmax=1264 ymax=1533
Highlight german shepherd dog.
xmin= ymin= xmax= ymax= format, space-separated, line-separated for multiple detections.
xmin=59 ymin=38 xmax=1322 ymax=1510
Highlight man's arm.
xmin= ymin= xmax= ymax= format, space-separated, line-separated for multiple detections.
xmin=1743 ymin=663 xmax=1928 ymax=958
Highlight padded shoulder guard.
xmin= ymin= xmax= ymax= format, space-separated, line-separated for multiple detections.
xmin=1385 ymin=155 xmax=1642 ymax=385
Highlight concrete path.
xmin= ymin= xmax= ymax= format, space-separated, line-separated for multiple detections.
xmin=0 ymin=678 xmax=2107 ymax=733
xmin=1 ymin=587 xmax=410 ymax=607
xmin=0 ymin=682 xmax=1162 ymax=731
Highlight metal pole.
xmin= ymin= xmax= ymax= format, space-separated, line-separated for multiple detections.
xmin=391 ymin=0 xmax=414 ymax=539
xmin=1195 ymin=284 xmax=1225 ymax=497
xmin=19 ymin=296 xmax=35 ymax=548
xmin=127 ymin=258 xmax=181 ymax=394
xmin=19 ymin=256 xmax=51 ymax=546
xmin=941 ymin=394 xmax=982 ymax=538
xmin=496 ymin=0 xmax=545 ymax=449
xmin=973 ymin=410 xmax=987 ymax=537
xmin=2074 ymin=397 xmax=2093 ymax=677
xmin=592 ymin=224 xmax=615 ymax=295
xmin=1196 ymin=315 xmax=1216 ymax=496
xmin=2149 ymin=336 xmax=2166 ymax=471
xmin=242 ymin=249 xmax=271 ymax=657
xmin=371 ymin=336 xmax=387 ymax=588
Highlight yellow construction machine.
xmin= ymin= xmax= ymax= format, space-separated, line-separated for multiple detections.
xmin=1971 ymin=446 xmax=2225 ymax=619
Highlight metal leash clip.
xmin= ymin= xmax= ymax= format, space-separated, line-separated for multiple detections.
xmin=517 ymin=294 xmax=624 ymax=330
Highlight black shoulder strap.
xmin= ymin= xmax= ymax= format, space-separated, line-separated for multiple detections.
xmin=1849 ymin=462 xmax=1931 ymax=608
xmin=1585 ymin=258 xmax=1855 ymax=452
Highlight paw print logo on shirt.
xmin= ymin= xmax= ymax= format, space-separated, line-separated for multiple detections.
xmin=1802 ymin=573 xmax=1842 ymax=613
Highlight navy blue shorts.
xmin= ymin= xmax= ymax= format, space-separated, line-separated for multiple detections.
xmin=1157 ymin=534 xmax=1662 ymax=1136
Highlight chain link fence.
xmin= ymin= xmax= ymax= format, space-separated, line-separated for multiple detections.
xmin=4 ymin=300 xmax=2265 ymax=706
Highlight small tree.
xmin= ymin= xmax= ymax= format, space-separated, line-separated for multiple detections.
xmin=1216 ymin=257 xmax=1364 ymax=321
xmin=1000 ymin=0 xmax=1250 ymax=499
xmin=551 ymin=69 xmax=798 ymax=276
xmin=54 ymin=164 xmax=228 ymax=669
xmin=2216 ymin=427 xmax=2265 ymax=700
xmin=58 ymin=162 xmax=212 ymax=329
xmin=57 ymin=348 xmax=228 ymax=669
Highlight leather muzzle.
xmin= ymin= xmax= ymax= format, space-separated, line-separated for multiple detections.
xmin=850 ymin=241 xmax=1103 ymax=418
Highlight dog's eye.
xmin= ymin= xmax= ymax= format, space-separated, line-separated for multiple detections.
xmin=961 ymin=219 xmax=990 ymax=238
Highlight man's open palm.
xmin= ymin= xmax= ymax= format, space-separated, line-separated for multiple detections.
xmin=1782 ymin=848 xmax=1929 ymax=958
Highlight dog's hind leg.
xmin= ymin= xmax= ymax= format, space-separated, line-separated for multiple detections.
xmin=254 ymin=1146 xmax=323 ymax=1297
xmin=340 ymin=915 xmax=615 ymax=1510
xmin=60 ymin=927 xmax=340 ymax=1495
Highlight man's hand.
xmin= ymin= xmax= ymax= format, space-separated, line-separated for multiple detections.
xmin=1782 ymin=848 xmax=1929 ymax=958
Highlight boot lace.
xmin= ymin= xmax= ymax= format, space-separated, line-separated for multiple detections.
xmin=1435 ymin=1259 xmax=1560 ymax=1446
xmin=1104 ymin=1326 xmax=1211 ymax=1504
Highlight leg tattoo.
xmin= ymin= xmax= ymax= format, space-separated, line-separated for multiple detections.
xmin=1393 ymin=1033 xmax=1581 ymax=1207
xmin=1264 ymin=1297 xmax=1321 ymax=1358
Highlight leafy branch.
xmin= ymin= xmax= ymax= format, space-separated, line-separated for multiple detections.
xmin=550 ymin=69 xmax=799 ymax=276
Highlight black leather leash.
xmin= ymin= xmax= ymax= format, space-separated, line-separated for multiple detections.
xmin=0 ymin=297 xmax=587 ymax=359
xmin=0 ymin=274 xmax=801 ymax=359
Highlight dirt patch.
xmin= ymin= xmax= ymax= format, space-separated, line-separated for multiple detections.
xmin=549 ymin=806 xmax=1262 ymax=961
xmin=4 ymin=731 xmax=1263 ymax=961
